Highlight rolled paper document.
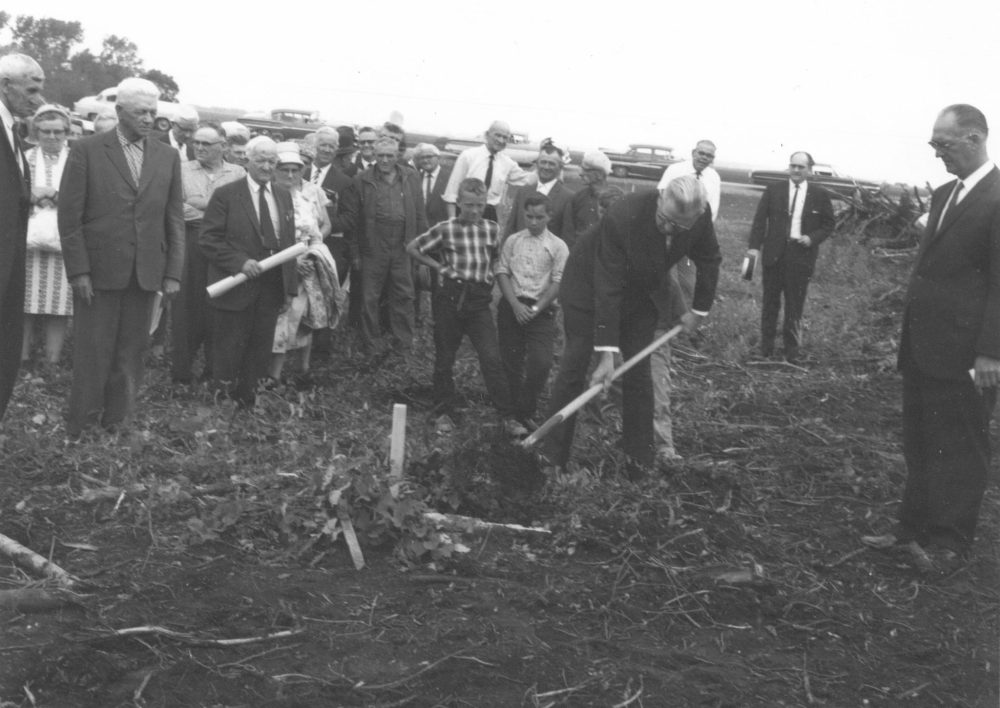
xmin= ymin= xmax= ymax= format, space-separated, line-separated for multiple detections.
xmin=206 ymin=242 xmax=308 ymax=298
xmin=148 ymin=291 xmax=163 ymax=335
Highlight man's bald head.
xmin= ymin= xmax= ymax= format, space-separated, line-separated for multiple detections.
xmin=485 ymin=121 xmax=512 ymax=154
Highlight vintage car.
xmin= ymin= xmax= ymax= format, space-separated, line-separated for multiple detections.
xmin=748 ymin=163 xmax=881 ymax=197
xmin=236 ymin=108 xmax=333 ymax=140
xmin=603 ymin=144 xmax=679 ymax=180
xmin=73 ymin=87 xmax=183 ymax=132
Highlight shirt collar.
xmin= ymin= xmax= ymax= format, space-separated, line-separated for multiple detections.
xmin=959 ymin=160 xmax=995 ymax=193
xmin=788 ymin=178 xmax=807 ymax=193
xmin=0 ymin=100 xmax=14 ymax=134
xmin=116 ymin=127 xmax=144 ymax=148
xmin=247 ymin=174 xmax=272 ymax=194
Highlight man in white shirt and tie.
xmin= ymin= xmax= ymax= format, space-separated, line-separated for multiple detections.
xmin=746 ymin=151 xmax=835 ymax=362
xmin=443 ymin=120 xmax=534 ymax=222
xmin=658 ymin=140 xmax=721 ymax=222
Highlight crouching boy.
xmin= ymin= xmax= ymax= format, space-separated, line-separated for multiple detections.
xmin=406 ymin=178 xmax=523 ymax=436
xmin=496 ymin=195 xmax=569 ymax=427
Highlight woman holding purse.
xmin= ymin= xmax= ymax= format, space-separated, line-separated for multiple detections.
xmin=22 ymin=104 xmax=73 ymax=368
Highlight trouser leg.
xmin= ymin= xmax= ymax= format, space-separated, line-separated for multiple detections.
xmin=496 ymin=298 xmax=525 ymax=410
xmin=543 ymin=306 xmax=594 ymax=467
xmin=464 ymin=286 xmax=513 ymax=416
xmin=782 ymin=257 xmax=812 ymax=355
xmin=431 ymin=283 xmax=463 ymax=406
xmin=519 ymin=306 xmax=556 ymax=420
xmin=101 ymin=281 xmax=153 ymax=427
xmin=387 ymin=240 xmax=415 ymax=347
xmin=651 ymin=331 xmax=674 ymax=452
xmin=619 ymin=301 xmax=657 ymax=467
xmin=760 ymin=262 xmax=783 ymax=354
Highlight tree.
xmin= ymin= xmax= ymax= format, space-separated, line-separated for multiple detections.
xmin=142 ymin=69 xmax=179 ymax=102
xmin=10 ymin=16 xmax=83 ymax=71
xmin=99 ymin=35 xmax=142 ymax=81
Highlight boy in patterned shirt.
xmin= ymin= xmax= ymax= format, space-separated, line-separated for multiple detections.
xmin=407 ymin=178 xmax=523 ymax=435
xmin=496 ymin=194 xmax=569 ymax=428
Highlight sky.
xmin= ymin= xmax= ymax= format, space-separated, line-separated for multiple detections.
xmin=3 ymin=0 xmax=1000 ymax=186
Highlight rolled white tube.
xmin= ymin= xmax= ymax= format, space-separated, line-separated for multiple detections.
xmin=206 ymin=242 xmax=308 ymax=298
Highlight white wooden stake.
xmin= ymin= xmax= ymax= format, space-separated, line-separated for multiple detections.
xmin=389 ymin=403 xmax=407 ymax=480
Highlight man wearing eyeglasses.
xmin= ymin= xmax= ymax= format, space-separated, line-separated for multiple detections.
xmin=863 ymin=104 xmax=1000 ymax=570
xmin=544 ymin=176 xmax=720 ymax=479
xmin=746 ymin=151 xmax=835 ymax=363
xmin=171 ymin=122 xmax=245 ymax=384
xmin=350 ymin=127 xmax=378 ymax=176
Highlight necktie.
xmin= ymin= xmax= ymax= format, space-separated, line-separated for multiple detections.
xmin=424 ymin=171 xmax=433 ymax=200
xmin=258 ymin=183 xmax=279 ymax=249
xmin=312 ymin=166 xmax=321 ymax=185
xmin=788 ymin=184 xmax=800 ymax=239
xmin=695 ymin=170 xmax=702 ymax=180
xmin=484 ymin=153 xmax=494 ymax=190
xmin=11 ymin=126 xmax=24 ymax=176
xmin=937 ymin=180 xmax=964 ymax=233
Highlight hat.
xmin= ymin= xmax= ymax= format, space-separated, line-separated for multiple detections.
xmin=32 ymin=103 xmax=72 ymax=124
xmin=582 ymin=150 xmax=613 ymax=176
xmin=275 ymin=141 xmax=303 ymax=166
xmin=336 ymin=125 xmax=357 ymax=155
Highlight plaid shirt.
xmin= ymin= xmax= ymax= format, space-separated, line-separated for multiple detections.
xmin=412 ymin=217 xmax=500 ymax=284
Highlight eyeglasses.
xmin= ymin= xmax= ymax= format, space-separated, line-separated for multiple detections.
xmin=38 ymin=129 xmax=66 ymax=136
xmin=694 ymin=150 xmax=715 ymax=159
xmin=192 ymin=140 xmax=222 ymax=147
xmin=928 ymin=138 xmax=964 ymax=151
xmin=358 ymin=139 xmax=375 ymax=145
xmin=277 ymin=166 xmax=301 ymax=174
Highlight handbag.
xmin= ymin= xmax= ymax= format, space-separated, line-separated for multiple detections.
xmin=26 ymin=208 xmax=62 ymax=252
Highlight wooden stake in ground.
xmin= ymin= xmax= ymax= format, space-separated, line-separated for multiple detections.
xmin=0 ymin=533 xmax=77 ymax=588
xmin=522 ymin=325 xmax=683 ymax=448
xmin=389 ymin=403 xmax=406 ymax=480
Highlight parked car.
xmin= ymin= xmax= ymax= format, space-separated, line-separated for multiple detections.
xmin=603 ymin=144 xmax=680 ymax=180
xmin=748 ymin=163 xmax=881 ymax=197
xmin=236 ymin=108 xmax=334 ymax=140
xmin=73 ymin=87 xmax=184 ymax=131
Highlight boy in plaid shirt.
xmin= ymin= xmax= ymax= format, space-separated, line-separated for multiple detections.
xmin=407 ymin=178 xmax=523 ymax=435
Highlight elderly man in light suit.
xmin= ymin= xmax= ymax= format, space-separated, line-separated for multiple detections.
xmin=59 ymin=78 xmax=185 ymax=436
xmin=0 ymin=54 xmax=44 ymax=422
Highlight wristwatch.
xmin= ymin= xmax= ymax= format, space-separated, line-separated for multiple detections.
xmin=528 ymin=305 xmax=538 ymax=314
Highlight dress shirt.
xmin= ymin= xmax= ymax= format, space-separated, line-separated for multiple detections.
xmin=496 ymin=228 xmax=569 ymax=300
xmin=788 ymin=179 xmax=808 ymax=242
xmin=168 ymin=131 xmax=189 ymax=161
xmin=536 ymin=178 xmax=556 ymax=197
xmin=116 ymin=128 xmax=145 ymax=185
xmin=422 ymin=166 xmax=440 ymax=200
xmin=412 ymin=217 xmax=500 ymax=284
xmin=373 ymin=169 xmax=406 ymax=223
xmin=182 ymin=160 xmax=246 ymax=221
xmin=952 ymin=159 xmax=995 ymax=205
xmin=0 ymin=101 xmax=22 ymax=175
xmin=247 ymin=175 xmax=279 ymax=237
xmin=657 ymin=161 xmax=721 ymax=222
xmin=311 ymin=162 xmax=331 ymax=186
xmin=443 ymin=144 xmax=532 ymax=206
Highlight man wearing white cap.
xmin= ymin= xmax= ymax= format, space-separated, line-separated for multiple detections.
xmin=563 ymin=151 xmax=613 ymax=244
xmin=443 ymin=120 xmax=534 ymax=222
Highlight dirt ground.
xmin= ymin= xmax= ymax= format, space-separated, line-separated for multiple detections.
xmin=0 ymin=184 xmax=996 ymax=707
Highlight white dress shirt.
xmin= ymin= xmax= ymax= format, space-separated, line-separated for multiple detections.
xmin=246 ymin=175 xmax=279 ymax=236
xmin=658 ymin=160 xmax=721 ymax=222
xmin=443 ymin=144 xmax=532 ymax=206
xmin=788 ymin=179 xmax=808 ymax=242
xmin=311 ymin=162 xmax=331 ymax=186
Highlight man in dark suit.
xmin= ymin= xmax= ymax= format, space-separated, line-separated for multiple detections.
xmin=306 ymin=127 xmax=354 ymax=283
xmin=351 ymin=126 xmax=377 ymax=176
xmin=59 ymin=78 xmax=185 ymax=436
xmin=863 ymin=104 xmax=1000 ymax=567
xmin=747 ymin=151 xmax=835 ymax=362
xmin=544 ymin=177 xmax=721 ymax=476
xmin=0 ymin=54 xmax=44 ymax=421
xmin=505 ymin=141 xmax=572 ymax=243
xmin=414 ymin=143 xmax=452 ymax=227
xmin=200 ymin=137 xmax=297 ymax=407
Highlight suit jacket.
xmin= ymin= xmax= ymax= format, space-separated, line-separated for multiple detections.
xmin=899 ymin=166 xmax=1000 ymax=379
xmin=334 ymin=164 xmax=428 ymax=259
xmin=59 ymin=130 xmax=185 ymax=291
xmin=593 ymin=190 xmax=721 ymax=348
xmin=505 ymin=180 xmax=572 ymax=243
xmin=748 ymin=180 xmax=834 ymax=268
xmin=199 ymin=179 xmax=298 ymax=312
xmin=0 ymin=122 xmax=30 ymax=299
xmin=421 ymin=164 xmax=453 ymax=228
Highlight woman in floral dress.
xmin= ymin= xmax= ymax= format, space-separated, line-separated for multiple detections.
xmin=22 ymin=104 xmax=73 ymax=368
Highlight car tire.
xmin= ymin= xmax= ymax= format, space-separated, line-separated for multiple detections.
xmin=154 ymin=117 xmax=171 ymax=132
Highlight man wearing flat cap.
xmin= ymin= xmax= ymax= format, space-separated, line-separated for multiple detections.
xmin=564 ymin=151 xmax=613 ymax=245
xmin=159 ymin=104 xmax=199 ymax=162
